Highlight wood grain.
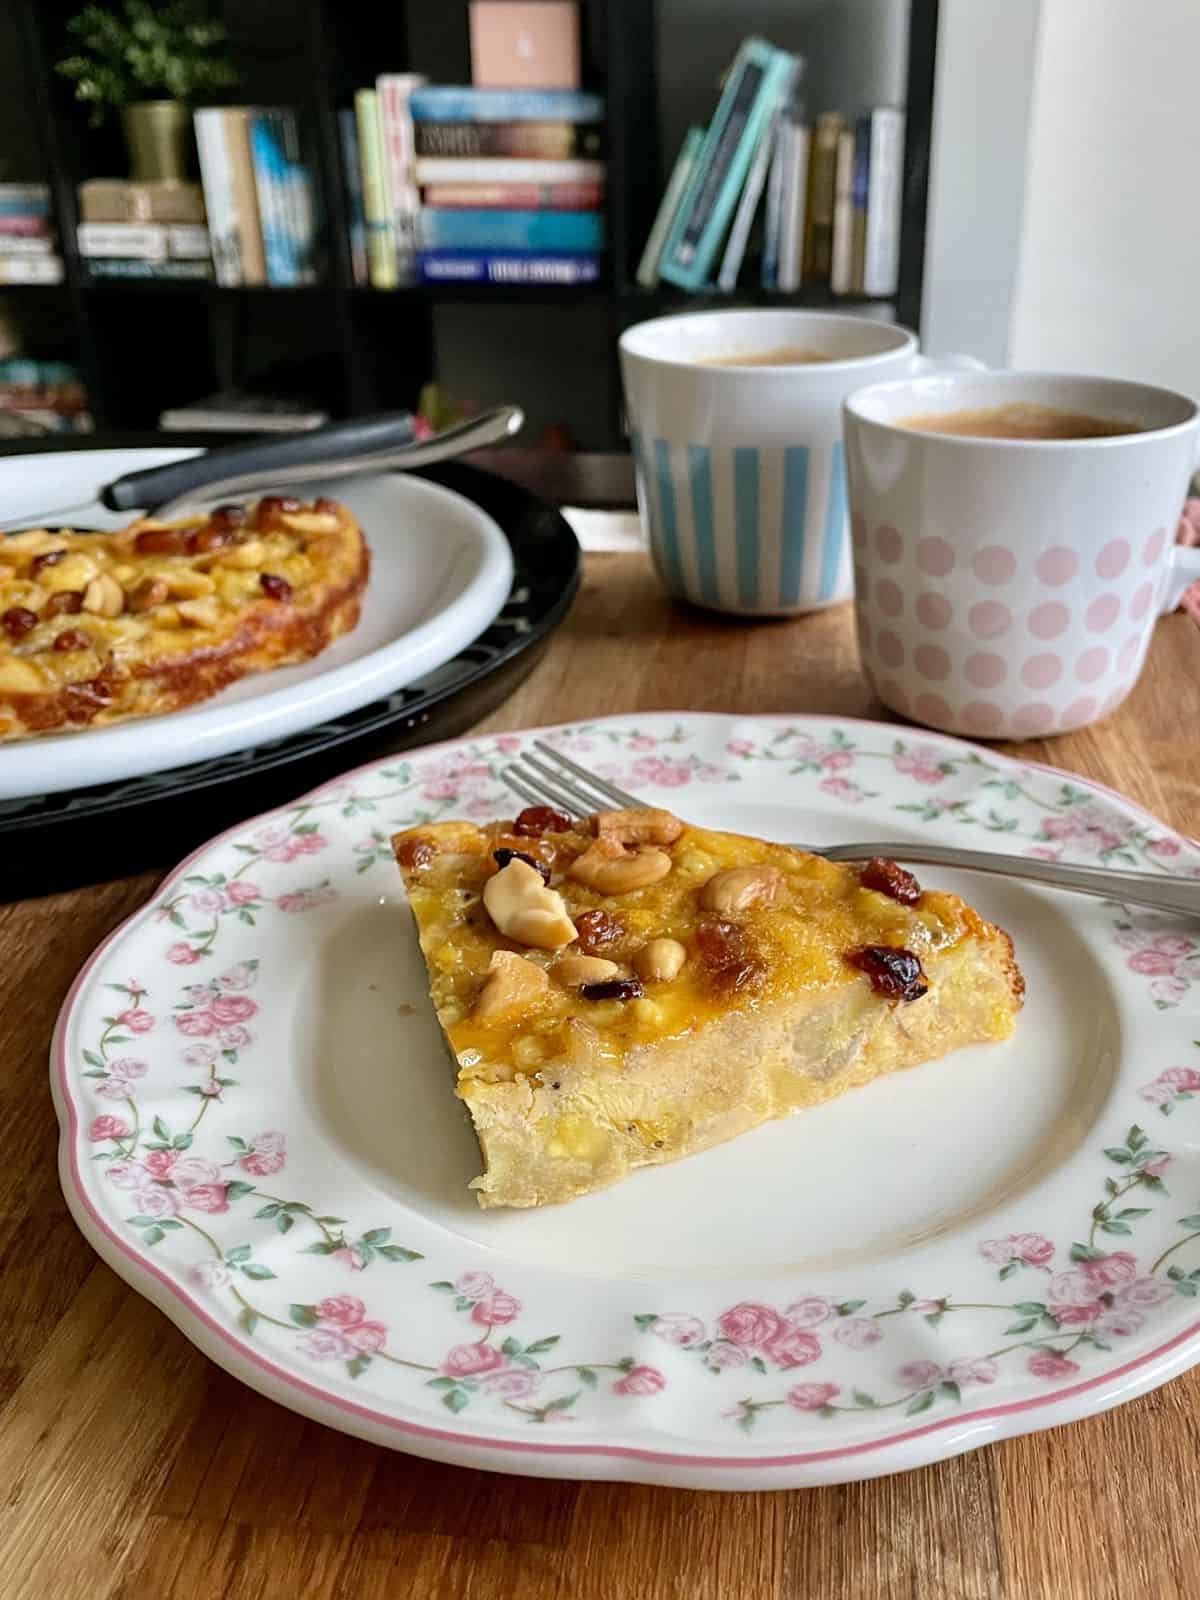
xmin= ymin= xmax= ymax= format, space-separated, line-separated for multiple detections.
xmin=3 ymin=458 xmax=1200 ymax=1599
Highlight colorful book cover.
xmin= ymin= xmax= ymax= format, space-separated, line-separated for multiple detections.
xmin=415 ymin=122 xmax=604 ymax=159
xmin=409 ymin=87 xmax=604 ymax=124
xmin=420 ymin=208 xmax=603 ymax=253
xmin=636 ymin=125 xmax=702 ymax=290
xmin=0 ymin=215 xmax=51 ymax=237
xmin=355 ymin=89 xmax=396 ymax=289
xmin=850 ymin=116 xmax=871 ymax=294
xmin=377 ymin=73 xmax=426 ymax=287
xmin=415 ymin=250 xmax=601 ymax=285
xmin=85 ymin=258 xmax=210 ymax=281
xmin=717 ymin=108 xmax=779 ymax=293
xmin=413 ymin=156 xmax=605 ymax=186
xmin=659 ymin=39 xmax=799 ymax=291
xmin=250 ymin=111 xmax=296 ymax=286
xmin=804 ymin=111 xmax=845 ymax=282
xmin=338 ymin=108 xmax=368 ymax=285
xmin=422 ymin=181 xmax=604 ymax=211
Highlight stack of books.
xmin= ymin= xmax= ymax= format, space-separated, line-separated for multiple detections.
xmin=194 ymin=108 xmax=320 ymax=287
xmin=0 ymin=185 xmax=63 ymax=285
xmin=343 ymin=81 xmax=606 ymax=289
xmin=638 ymin=36 xmax=904 ymax=299
xmin=77 ymin=220 xmax=212 ymax=282
xmin=0 ymin=358 xmax=90 ymax=431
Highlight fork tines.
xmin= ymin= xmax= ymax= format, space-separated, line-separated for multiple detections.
xmin=500 ymin=740 xmax=642 ymax=820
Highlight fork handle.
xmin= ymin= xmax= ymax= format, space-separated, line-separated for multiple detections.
xmin=819 ymin=841 xmax=1199 ymax=918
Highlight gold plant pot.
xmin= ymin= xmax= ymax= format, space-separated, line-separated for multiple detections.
xmin=121 ymin=100 xmax=192 ymax=182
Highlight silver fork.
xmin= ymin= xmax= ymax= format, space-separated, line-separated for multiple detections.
xmin=499 ymin=740 xmax=1200 ymax=918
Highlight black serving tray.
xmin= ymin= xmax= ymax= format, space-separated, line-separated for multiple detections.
xmin=0 ymin=456 xmax=579 ymax=900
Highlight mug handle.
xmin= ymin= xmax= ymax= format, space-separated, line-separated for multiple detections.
xmin=1160 ymin=448 xmax=1200 ymax=615
xmin=909 ymin=353 xmax=989 ymax=375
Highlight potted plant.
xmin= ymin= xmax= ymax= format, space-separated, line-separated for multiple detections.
xmin=57 ymin=0 xmax=237 ymax=183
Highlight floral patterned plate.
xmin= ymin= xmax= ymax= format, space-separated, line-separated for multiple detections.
xmin=52 ymin=714 xmax=1200 ymax=1489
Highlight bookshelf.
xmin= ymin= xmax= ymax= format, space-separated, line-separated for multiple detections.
xmin=1 ymin=0 xmax=937 ymax=445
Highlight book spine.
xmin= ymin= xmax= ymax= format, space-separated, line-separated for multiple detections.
xmin=0 ymin=256 xmax=63 ymax=283
xmin=0 ymin=234 xmax=53 ymax=255
xmin=250 ymin=113 xmax=284 ymax=285
xmin=416 ymin=250 xmax=601 ymax=285
xmin=761 ymin=117 xmax=788 ymax=290
xmin=850 ymin=116 xmax=870 ymax=294
xmin=419 ymin=208 xmax=604 ymax=253
xmin=862 ymin=108 xmax=905 ymax=297
xmin=194 ymin=108 xmax=241 ymax=284
xmin=659 ymin=40 xmax=798 ymax=291
xmin=338 ymin=108 xmax=368 ymax=286
xmin=422 ymin=181 xmax=604 ymax=211
xmin=167 ymin=223 xmax=211 ymax=260
xmin=413 ymin=157 xmax=606 ymax=186
xmin=636 ymin=125 xmax=703 ymax=290
xmin=76 ymin=223 xmax=169 ymax=260
xmin=377 ymin=74 xmax=426 ymax=287
xmin=803 ymin=112 xmax=844 ymax=282
xmin=409 ymin=88 xmax=605 ymax=123
xmin=780 ymin=122 xmax=810 ymax=292
xmin=414 ymin=122 xmax=605 ymax=159
xmin=776 ymin=120 xmax=801 ymax=292
xmin=0 ymin=216 xmax=50 ymax=238
xmin=355 ymin=89 xmax=396 ymax=290
xmin=830 ymin=129 xmax=855 ymax=294
xmin=85 ymin=258 xmax=211 ymax=280
xmin=279 ymin=110 xmax=313 ymax=283
xmin=225 ymin=110 xmax=267 ymax=285
xmin=717 ymin=109 xmax=779 ymax=293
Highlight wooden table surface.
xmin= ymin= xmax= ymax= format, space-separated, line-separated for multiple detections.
xmin=3 ymin=453 xmax=1200 ymax=1599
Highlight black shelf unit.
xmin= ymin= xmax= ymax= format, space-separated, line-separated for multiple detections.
xmin=2 ymin=0 xmax=938 ymax=446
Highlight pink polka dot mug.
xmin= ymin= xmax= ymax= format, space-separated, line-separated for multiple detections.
xmin=843 ymin=371 xmax=1200 ymax=738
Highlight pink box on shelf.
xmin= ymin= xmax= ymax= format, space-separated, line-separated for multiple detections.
xmin=469 ymin=1 xmax=580 ymax=90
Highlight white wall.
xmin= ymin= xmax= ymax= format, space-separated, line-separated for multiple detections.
xmin=1010 ymin=0 xmax=1200 ymax=398
xmin=920 ymin=0 xmax=1042 ymax=366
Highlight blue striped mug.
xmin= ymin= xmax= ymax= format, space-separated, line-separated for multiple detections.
xmin=619 ymin=311 xmax=973 ymax=616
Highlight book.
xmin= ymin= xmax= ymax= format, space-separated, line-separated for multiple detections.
xmin=0 ymin=234 xmax=54 ymax=256
xmin=717 ymin=104 xmax=780 ymax=292
xmin=850 ymin=117 xmax=870 ymax=294
xmin=413 ymin=156 xmax=605 ymax=186
xmin=0 ymin=256 xmax=63 ymax=283
xmin=636 ymin=125 xmax=702 ymax=290
xmin=76 ymin=222 xmax=210 ymax=261
xmin=423 ymin=180 xmax=604 ymax=210
xmin=776 ymin=118 xmax=810 ymax=292
xmin=194 ymin=107 xmax=240 ymax=282
xmin=420 ymin=208 xmax=603 ymax=252
xmin=159 ymin=390 xmax=329 ymax=431
xmin=862 ymin=107 xmax=905 ymax=297
xmin=803 ymin=111 xmax=844 ymax=282
xmin=338 ymin=108 xmax=368 ymax=286
xmin=829 ymin=127 xmax=855 ymax=294
xmin=0 ymin=184 xmax=49 ymax=217
xmin=409 ymin=87 xmax=604 ymax=123
xmin=0 ymin=215 xmax=51 ymax=238
xmin=250 ymin=111 xmax=315 ymax=286
xmin=658 ymin=39 xmax=799 ymax=291
xmin=224 ymin=109 xmax=268 ymax=285
xmin=415 ymin=121 xmax=604 ymax=159
xmin=77 ymin=222 xmax=169 ymax=260
xmin=416 ymin=249 xmax=601 ymax=285
xmin=84 ymin=258 xmax=211 ymax=280
xmin=377 ymin=73 xmax=426 ymax=287
xmin=355 ymin=89 xmax=396 ymax=289
xmin=761 ymin=114 xmax=786 ymax=289
xmin=78 ymin=178 xmax=206 ymax=224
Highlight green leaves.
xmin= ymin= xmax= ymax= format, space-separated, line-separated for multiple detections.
xmin=442 ymin=1388 xmax=469 ymax=1414
xmin=238 ymin=1306 xmax=258 ymax=1335
xmin=346 ymin=1355 xmax=371 ymax=1380
xmin=905 ymin=1389 xmax=934 ymax=1416
xmin=633 ymin=1313 xmax=657 ymax=1330
xmin=1070 ymin=1242 xmax=1105 ymax=1262
xmin=289 ymin=1303 xmax=318 ymax=1328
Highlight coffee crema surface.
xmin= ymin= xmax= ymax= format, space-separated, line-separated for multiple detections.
xmin=897 ymin=401 xmax=1142 ymax=440
xmin=696 ymin=347 xmax=835 ymax=367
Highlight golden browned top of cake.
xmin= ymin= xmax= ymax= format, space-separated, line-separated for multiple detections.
xmin=0 ymin=495 xmax=367 ymax=738
xmin=393 ymin=805 xmax=1016 ymax=1089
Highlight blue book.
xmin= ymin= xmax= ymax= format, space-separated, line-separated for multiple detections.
xmin=409 ymin=87 xmax=605 ymax=124
xmin=420 ymin=208 xmax=604 ymax=253
xmin=250 ymin=112 xmax=295 ymax=286
xmin=416 ymin=250 xmax=601 ymax=286
xmin=338 ymin=108 xmax=368 ymax=285
xmin=659 ymin=39 xmax=798 ymax=291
